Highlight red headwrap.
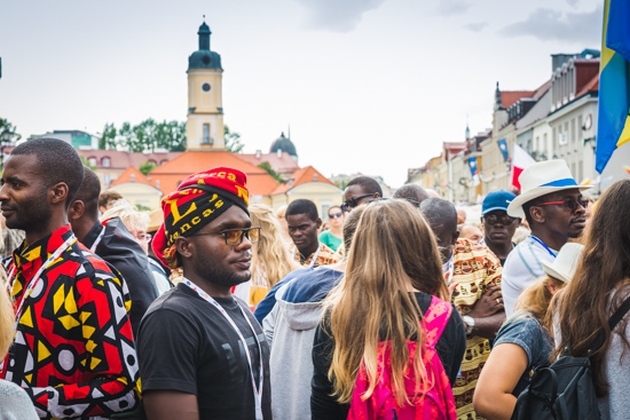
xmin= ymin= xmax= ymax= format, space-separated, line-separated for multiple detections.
xmin=152 ymin=167 xmax=249 ymax=268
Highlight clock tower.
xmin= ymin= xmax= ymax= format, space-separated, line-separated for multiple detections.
xmin=186 ymin=19 xmax=225 ymax=150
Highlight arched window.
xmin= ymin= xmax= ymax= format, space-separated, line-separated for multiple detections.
xmin=88 ymin=157 xmax=97 ymax=167
xmin=102 ymin=157 xmax=111 ymax=168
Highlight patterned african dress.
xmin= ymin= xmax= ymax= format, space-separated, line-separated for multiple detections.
xmin=449 ymin=238 xmax=502 ymax=420
xmin=1 ymin=225 xmax=140 ymax=419
xmin=293 ymin=243 xmax=340 ymax=268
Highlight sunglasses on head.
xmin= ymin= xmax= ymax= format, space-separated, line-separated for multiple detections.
xmin=341 ymin=193 xmax=374 ymax=212
xmin=535 ymin=198 xmax=589 ymax=212
xmin=484 ymin=214 xmax=516 ymax=225
xmin=328 ymin=212 xmax=343 ymax=219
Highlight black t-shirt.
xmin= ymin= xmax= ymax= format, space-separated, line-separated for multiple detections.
xmin=311 ymin=291 xmax=466 ymax=420
xmin=137 ymin=284 xmax=272 ymax=420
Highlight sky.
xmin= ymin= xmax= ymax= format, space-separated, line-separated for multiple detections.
xmin=0 ymin=0 xmax=602 ymax=187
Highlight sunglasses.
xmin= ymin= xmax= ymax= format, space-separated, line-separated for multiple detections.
xmin=328 ymin=212 xmax=343 ymax=219
xmin=341 ymin=193 xmax=374 ymax=212
xmin=484 ymin=214 xmax=516 ymax=225
xmin=535 ymin=198 xmax=589 ymax=212
xmin=190 ymin=226 xmax=261 ymax=246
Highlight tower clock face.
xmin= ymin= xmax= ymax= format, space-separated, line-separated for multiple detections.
xmin=202 ymin=83 xmax=211 ymax=92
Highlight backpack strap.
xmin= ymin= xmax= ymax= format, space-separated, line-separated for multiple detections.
xmin=423 ymin=296 xmax=453 ymax=349
xmin=586 ymin=294 xmax=630 ymax=354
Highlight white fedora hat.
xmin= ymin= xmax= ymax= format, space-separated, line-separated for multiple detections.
xmin=507 ymin=159 xmax=592 ymax=218
xmin=541 ymin=242 xmax=584 ymax=283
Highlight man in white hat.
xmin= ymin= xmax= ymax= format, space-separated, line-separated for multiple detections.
xmin=502 ymin=159 xmax=591 ymax=316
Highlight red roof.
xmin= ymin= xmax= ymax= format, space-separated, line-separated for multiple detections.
xmin=76 ymin=149 xmax=182 ymax=169
xmin=575 ymin=72 xmax=599 ymax=98
xmin=147 ymin=151 xmax=280 ymax=197
xmin=109 ymin=166 xmax=153 ymax=187
xmin=501 ymin=91 xmax=535 ymax=109
xmin=237 ymin=151 xmax=299 ymax=177
xmin=272 ymin=166 xmax=335 ymax=194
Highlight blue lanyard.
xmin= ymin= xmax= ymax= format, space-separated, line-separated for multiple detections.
xmin=529 ymin=235 xmax=557 ymax=258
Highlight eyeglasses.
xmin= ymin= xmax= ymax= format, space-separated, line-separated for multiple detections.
xmin=136 ymin=233 xmax=152 ymax=243
xmin=190 ymin=226 xmax=261 ymax=246
xmin=342 ymin=193 xmax=374 ymax=212
xmin=483 ymin=214 xmax=516 ymax=225
xmin=328 ymin=212 xmax=343 ymax=219
xmin=535 ymin=198 xmax=589 ymax=212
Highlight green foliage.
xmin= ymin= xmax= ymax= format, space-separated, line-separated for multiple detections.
xmin=0 ymin=118 xmax=22 ymax=142
xmin=224 ymin=125 xmax=244 ymax=153
xmin=99 ymin=119 xmax=186 ymax=152
xmin=80 ymin=156 xmax=96 ymax=170
xmin=258 ymin=161 xmax=283 ymax=183
xmin=135 ymin=204 xmax=152 ymax=212
xmin=139 ymin=161 xmax=157 ymax=176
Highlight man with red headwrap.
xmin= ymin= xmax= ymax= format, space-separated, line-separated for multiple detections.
xmin=137 ymin=167 xmax=271 ymax=420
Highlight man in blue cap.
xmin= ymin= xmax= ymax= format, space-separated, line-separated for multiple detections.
xmin=479 ymin=190 xmax=519 ymax=266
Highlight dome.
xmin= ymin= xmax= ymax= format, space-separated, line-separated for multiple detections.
xmin=270 ymin=132 xmax=297 ymax=157
xmin=188 ymin=50 xmax=222 ymax=70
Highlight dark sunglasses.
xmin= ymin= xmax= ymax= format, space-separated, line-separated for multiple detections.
xmin=484 ymin=214 xmax=516 ymax=225
xmin=328 ymin=212 xmax=343 ymax=219
xmin=189 ymin=226 xmax=261 ymax=246
xmin=341 ymin=193 xmax=374 ymax=212
xmin=535 ymin=198 xmax=589 ymax=212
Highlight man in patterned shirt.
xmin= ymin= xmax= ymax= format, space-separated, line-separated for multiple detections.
xmin=0 ymin=138 xmax=140 ymax=419
xmin=286 ymin=199 xmax=338 ymax=268
xmin=421 ymin=198 xmax=504 ymax=420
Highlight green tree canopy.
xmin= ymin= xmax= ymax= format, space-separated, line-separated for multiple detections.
xmin=99 ymin=119 xmax=186 ymax=152
xmin=0 ymin=118 xmax=22 ymax=143
xmin=139 ymin=161 xmax=157 ymax=176
xmin=224 ymin=125 xmax=244 ymax=153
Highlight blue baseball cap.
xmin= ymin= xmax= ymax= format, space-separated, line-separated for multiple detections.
xmin=482 ymin=190 xmax=517 ymax=215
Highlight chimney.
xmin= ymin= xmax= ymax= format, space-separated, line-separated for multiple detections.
xmin=156 ymin=180 xmax=160 ymax=189
xmin=255 ymin=149 xmax=261 ymax=159
xmin=313 ymin=173 xmax=318 ymax=182
xmin=131 ymin=174 xmax=135 ymax=183
xmin=277 ymin=149 xmax=282 ymax=158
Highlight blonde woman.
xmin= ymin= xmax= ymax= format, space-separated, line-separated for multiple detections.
xmin=473 ymin=242 xmax=584 ymax=419
xmin=311 ymin=199 xmax=466 ymax=419
xmin=233 ymin=204 xmax=300 ymax=308
xmin=0 ymin=284 xmax=38 ymax=419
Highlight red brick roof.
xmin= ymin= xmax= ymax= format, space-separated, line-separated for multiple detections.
xmin=575 ymin=72 xmax=599 ymax=98
xmin=109 ymin=166 xmax=152 ymax=187
xmin=147 ymin=151 xmax=280 ymax=197
xmin=76 ymin=150 xmax=182 ymax=169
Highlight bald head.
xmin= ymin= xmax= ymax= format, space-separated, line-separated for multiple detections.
xmin=393 ymin=184 xmax=429 ymax=205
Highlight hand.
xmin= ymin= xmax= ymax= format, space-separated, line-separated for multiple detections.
xmin=468 ymin=285 xmax=503 ymax=318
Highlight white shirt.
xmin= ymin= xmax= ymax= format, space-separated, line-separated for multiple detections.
xmin=502 ymin=236 xmax=557 ymax=316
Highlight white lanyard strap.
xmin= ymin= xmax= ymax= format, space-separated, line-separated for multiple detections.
xmin=89 ymin=225 xmax=107 ymax=252
xmin=8 ymin=235 xmax=77 ymax=331
xmin=295 ymin=244 xmax=321 ymax=268
xmin=181 ymin=278 xmax=264 ymax=420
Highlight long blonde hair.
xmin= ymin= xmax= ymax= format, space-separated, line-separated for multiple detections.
xmin=249 ymin=204 xmax=300 ymax=288
xmin=325 ymin=199 xmax=448 ymax=406
xmin=513 ymin=275 xmax=565 ymax=331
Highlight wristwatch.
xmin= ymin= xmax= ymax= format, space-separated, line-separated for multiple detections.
xmin=462 ymin=315 xmax=475 ymax=335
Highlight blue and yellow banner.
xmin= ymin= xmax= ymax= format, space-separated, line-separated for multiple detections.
xmin=596 ymin=0 xmax=630 ymax=173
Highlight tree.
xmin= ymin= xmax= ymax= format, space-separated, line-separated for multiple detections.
xmin=224 ymin=125 xmax=244 ymax=153
xmin=139 ymin=161 xmax=157 ymax=175
xmin=258 ymin=161 xmax=283 ymax=183
xmin=99 ymin=119 xmax=186 ymax=152
xmin=0 ymin=118 xmax=22 ymax=142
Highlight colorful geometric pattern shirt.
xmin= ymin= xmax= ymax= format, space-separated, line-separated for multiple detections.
xmin=0 ymin=225 xmax=140 ymax=419
xmin=449 ymin=238 xmax=502 ymax=420
xmin=293 ymin=243 xmax=339 ymax=268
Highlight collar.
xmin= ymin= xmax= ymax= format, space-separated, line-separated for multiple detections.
xmin=11 ymin=224 xmax=75 ymax=282
xmin=83 ymin=220 xmax=107 ymax=249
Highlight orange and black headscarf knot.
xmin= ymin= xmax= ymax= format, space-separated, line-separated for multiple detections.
xmin=151 ymin=167 xmax=249 ymax=269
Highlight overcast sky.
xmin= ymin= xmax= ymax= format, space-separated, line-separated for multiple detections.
xmin=0 ymin=0 xmax=602 ymax=187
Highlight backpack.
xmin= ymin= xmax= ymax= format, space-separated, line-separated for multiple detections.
xmin=511 ymin=296 xmax=630 ymax=420
xmin=347 ymin=296 xmax=458 ymax=420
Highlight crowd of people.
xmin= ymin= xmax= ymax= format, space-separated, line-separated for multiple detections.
xmin=0 ymin=137 xmax=628 ymax=420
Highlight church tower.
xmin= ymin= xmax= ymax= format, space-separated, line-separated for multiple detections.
xmin=186 ymin=19 xmax=225 ymax=150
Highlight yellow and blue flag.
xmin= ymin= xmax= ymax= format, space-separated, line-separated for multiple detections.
xmin=596 ymin=0 xmax=630 ymax=173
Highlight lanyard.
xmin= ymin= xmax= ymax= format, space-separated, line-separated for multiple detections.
xmin=89 ymin=225 xmax=107 ymax=252
xmin=7 ymin=235 xmax=77 ymax=331
xmin=529 ymin=235 xmax=557 ymax=258
xmin=295 ymin=244 xmax=321 ymax=268
xmin=181 ymin=278 xmax=264 ymax=420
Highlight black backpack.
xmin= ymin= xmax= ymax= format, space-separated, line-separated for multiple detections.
xmin=511 ymin=296 xmax=630 ymax=420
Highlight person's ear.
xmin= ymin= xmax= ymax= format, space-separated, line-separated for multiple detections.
xmin=530 ymin=206 xmax=545 ymax=223
xmin=175 ymin=236 xmax=193 ymax=260
xmin=50 ymin=182 xmax=69 ymax=205
xmin=69 ymin=200 xmax=85 ymax=221
xmin=451 ymin=230 xmax=459 ymax=246
xmin=316 ymin=217 xmax=322 ymax=229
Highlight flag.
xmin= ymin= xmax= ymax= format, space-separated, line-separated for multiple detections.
xmin=467 ymin=157 xmax=480 ymax=186
xmin=511 ymin=144 xmax=536 ymax=191
xmin=596 ymin=0 xmax=630 ymax=173
xmin=497 ymin=138 xmax=509 ymax=162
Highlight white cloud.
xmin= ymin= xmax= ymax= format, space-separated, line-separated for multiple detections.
xmin=500 ymin=6 xmax=601 ymax=44
xmin=464 ymin=22 xmax=488 ymax=32
xmin=294 ymin=0 xmax=386 ymax=32
xmin=436 ymin=0 xmax=472 ymax=16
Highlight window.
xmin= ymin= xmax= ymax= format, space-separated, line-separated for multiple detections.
xmin=102 ymin=157 xmax=111 ymax=168
xmin=88 ymin=157 xmax=97 ymax=167
xmin=202 ymin=123 xmax=212 ymax=144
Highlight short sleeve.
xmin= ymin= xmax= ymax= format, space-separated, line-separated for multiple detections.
xmin=137 ymin=307 xmax=201 ymax=395
xmin=493 ymin=314 xmax=550 ymax=369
